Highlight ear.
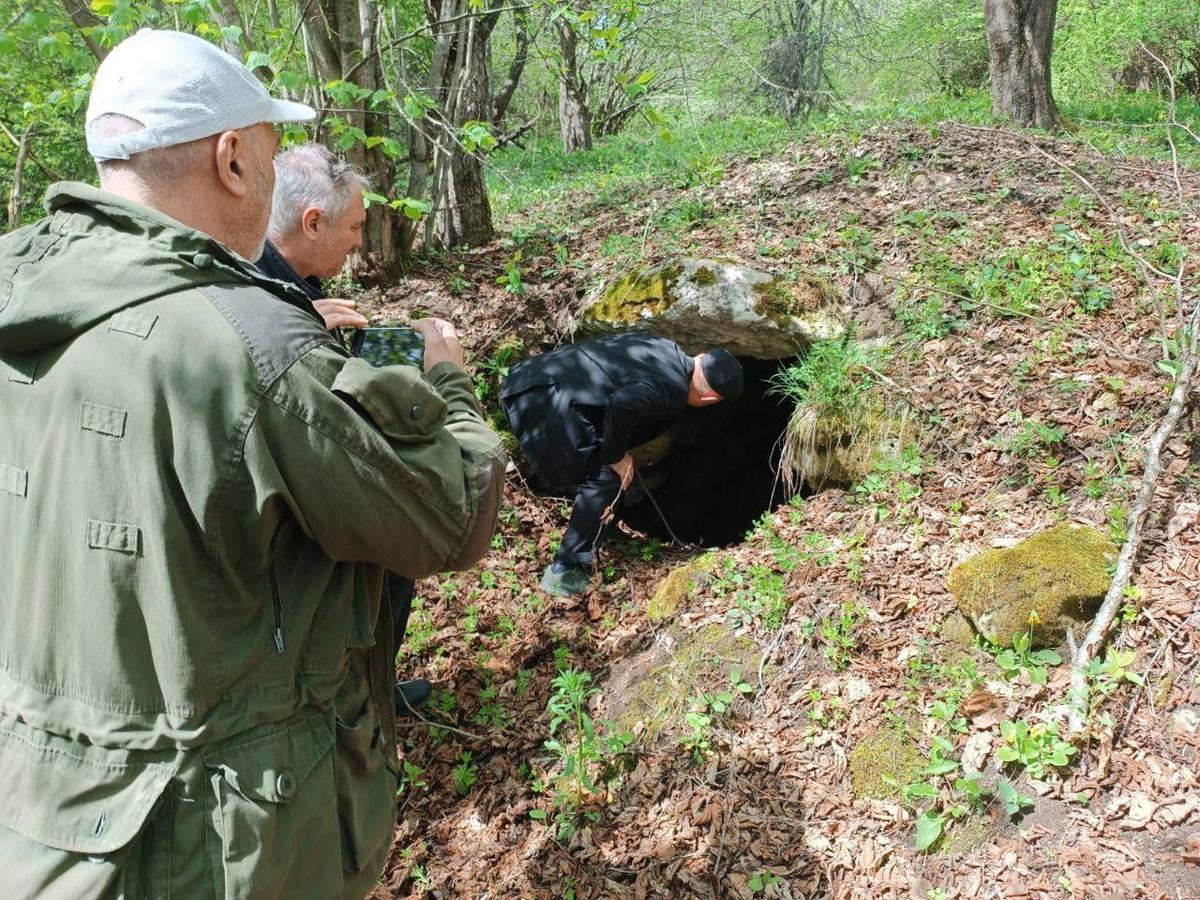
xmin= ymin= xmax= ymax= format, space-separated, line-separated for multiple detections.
xmin=301 ymin=206 xmax=323 ymax=238
xmin=214 ymin=130 xmax=249 ymax=198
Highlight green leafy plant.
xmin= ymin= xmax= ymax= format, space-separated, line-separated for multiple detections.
xmin=396 ymin=759 xmax=427 ymax=798
xmin=538 ymin=669 xmax=633 ymax=841
xmin=996 ymin=719 xmax=1076 ymax=779
xmin=995 ymin=628 xmax=1062 ymax=684
xmin=473 ymin=682 xmax=513 ymax=730
xmin=451 ymin=751 xmax=478 ymax=795
xmin=748 ymin=870 xmax=782 ymax=893
xmin=680 ymin=708 xmax=714 ymax=763
xmin=720 ymin=561 xmax=789 ymax=631
xmin=819 ymin=602 xmax=865 ymax=670
xmin=496 ymin=252 xmax=525 ymax=294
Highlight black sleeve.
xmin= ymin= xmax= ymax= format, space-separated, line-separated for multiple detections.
xmin=600 ymin=381 xmax=679 ymax=464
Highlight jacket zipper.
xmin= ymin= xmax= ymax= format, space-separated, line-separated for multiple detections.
xmin=269 ymin=562 xmax=284 ymax=653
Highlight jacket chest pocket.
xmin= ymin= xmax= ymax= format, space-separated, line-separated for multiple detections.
xmin=204 ymin=716 xmax=340 ymax=900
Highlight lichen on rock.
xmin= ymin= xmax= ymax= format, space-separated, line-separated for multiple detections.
xmin=576 ymin=258 xmax=845 ymax=359
xmin=586 ymin=265 xmax=684 ymax=325
xmin=752 ymin=272 xmax=839 ymax=322
xmin=946 ymin=523 xmax=1115 ymax=649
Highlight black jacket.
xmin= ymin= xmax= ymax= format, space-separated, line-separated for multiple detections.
xmin=255 ymin=240 xmax=326 ymax=305
xmin=501 ymin=334 xmax=692 ymax=484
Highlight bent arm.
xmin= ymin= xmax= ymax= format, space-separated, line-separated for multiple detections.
xmin=246 ymin=349 xmax=506 ymax=578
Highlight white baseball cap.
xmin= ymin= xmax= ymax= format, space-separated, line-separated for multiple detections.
xmin=86 ymin=29 xmax=316 ymax=161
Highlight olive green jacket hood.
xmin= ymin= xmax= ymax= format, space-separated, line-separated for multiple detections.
xmin=0 ymin=182 xmax=307 ymax=353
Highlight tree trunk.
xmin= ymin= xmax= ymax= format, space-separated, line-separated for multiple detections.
xmin=423 ymin=0 xmax=496 ymax=250
xmin=7 ymin=125 xmax=30 ymax=230
xmin=59 ymin=0 xmax=106 ymax=61
xmin=491 ymin=7 xmax=530 ymax=126
xmin=209 ymin=0 xmax=248 ymax=55
xmin=556 ymin=13 xmax=592 ymax=153
xmin=985 ymin=0 xmax=1059 ymax=128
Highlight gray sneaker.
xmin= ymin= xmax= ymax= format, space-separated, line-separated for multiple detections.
xmin=540 ymin=563 xmax=591 ymax=597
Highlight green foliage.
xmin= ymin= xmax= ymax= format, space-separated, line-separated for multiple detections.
xmin=996 ymin=719 xmax=1076 ymax=779
xmin=748 ymin=871 xmax=782 ymax=893
xmin=818 ymin=602 xmax=864 ymax=670
xmin=680 ymin=669 xmax=753 ymax=764
xmin=770 ymin=331 xmax=887 ymax=427
xmin=994 ymin=629 xmax=1063 ymax=685
xmin=991 ymin=412 xmax=1066 ymax=459
xmin=539 ymin=669 xmax=633 ymax=841
xmin=717 ymin=559 xmax=789 ymax=632
xmin=451 ymin=751 xmax=478 ymax=795
xmin=473 ymin=681 xmax=514 ymax=730
xmin=396 ymin=759 xmax=428 ymax=798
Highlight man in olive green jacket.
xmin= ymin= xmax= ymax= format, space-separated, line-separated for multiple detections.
xmin=0 ymin=30 xmax=505 ymax=900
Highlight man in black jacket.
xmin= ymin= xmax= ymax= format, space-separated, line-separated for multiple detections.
xmin=501 ymin=334 xmax=743 ymax=596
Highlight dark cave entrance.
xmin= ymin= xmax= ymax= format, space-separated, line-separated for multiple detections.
xmin=619 ymin=357 xmax=797 ymax=546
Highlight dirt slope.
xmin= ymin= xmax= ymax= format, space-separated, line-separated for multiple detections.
xmin=363 ymin=122 xmax=1200 ymax=899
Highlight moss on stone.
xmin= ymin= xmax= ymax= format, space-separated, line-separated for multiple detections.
xmin=646 ymin=554 xmax=716 ymax=621
xmin=752 ymin=272 xmax=838 ymax=323
xmin=938 ymin=611 xmax=978 ymax=652
xmin=614 ymin=621 xmax=760 ymax=736
xmin=849 ymin=729 xmax=923 ymax=800
xmin=585 ymin=264 xmax=684 ymax=325
xmin=946 ymin=523 xmax=1115 ymax=649
xmin=692 ymin=264 xmax=718 ymax=286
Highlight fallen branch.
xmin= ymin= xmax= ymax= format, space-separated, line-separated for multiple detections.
xmin=1062 ymin=47 xmax=1200 ymax=738
xmin=1067 ymin=300 xmax=1198 ymax=735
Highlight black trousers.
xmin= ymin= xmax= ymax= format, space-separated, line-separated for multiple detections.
xmin=387 ymin=572 xmax=416 ymax=649
xmin=501 ymin=388 xmax=622 ymax=569
xmin=555 ymin=464 xmax=622 ymax=569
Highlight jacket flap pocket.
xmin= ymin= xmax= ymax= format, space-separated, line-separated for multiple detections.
xmin=204 ymin=715 xmax=333 ymax=804
xmin=331 ymin=357 xmax=447 ymax=442
xmin=0 ymin=724 xmax=174 ymax=854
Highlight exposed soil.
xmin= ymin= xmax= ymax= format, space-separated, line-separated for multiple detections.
xmin=362 ymin=122 xmax=1200 ymax=899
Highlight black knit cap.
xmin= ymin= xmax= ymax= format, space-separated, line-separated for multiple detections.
xmin=700 ymin=349 xmax=743 ymax=401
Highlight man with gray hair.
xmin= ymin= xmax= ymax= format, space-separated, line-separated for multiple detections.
xmin=0 ymin=28 xmax=504 ymax=898
xmin=256 ymin=143 xmax=431 ymax=714
xmin=256 ymin=141 xmax=371 ymax=332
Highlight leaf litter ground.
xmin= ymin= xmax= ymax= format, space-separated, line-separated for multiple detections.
xmin=361 ymin=122 xmax=1200 ymax=899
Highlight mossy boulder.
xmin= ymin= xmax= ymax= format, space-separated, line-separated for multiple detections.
xmin=576 ymin=258 xmax=845 ymax=358
xmin=781 ymin=404 xmax=914 ymax=491
xmin=947 ymin=523 xmax=1115 ymax=648
xmin=849 ymin=729 xmax=923 ymax=800
xmin=646 ymin=554 xmax=717 ymax=621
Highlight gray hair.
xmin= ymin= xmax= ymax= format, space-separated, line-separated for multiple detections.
xmin=268 ymin=143 xmax=369 ymax=241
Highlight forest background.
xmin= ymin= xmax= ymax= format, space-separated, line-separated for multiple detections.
xmin=2 ymin=0 xmax=1199 ymax=253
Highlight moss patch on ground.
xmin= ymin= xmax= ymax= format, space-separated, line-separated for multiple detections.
xmin=947 ymin=523 xmax=1115 ymax=648
xmin=938 ymin=818 xmax=998 ymax=858
xmin=849 ymin=729 xmax=923 ymax=800
xmin=646 ymin=554 xmax=717 ymax=621
xmin=609 ymin=621 xmax=760 ymax=737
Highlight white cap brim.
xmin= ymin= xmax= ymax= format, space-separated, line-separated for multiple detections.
xmin=268 ymin=99 xmax=318 ymax=124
